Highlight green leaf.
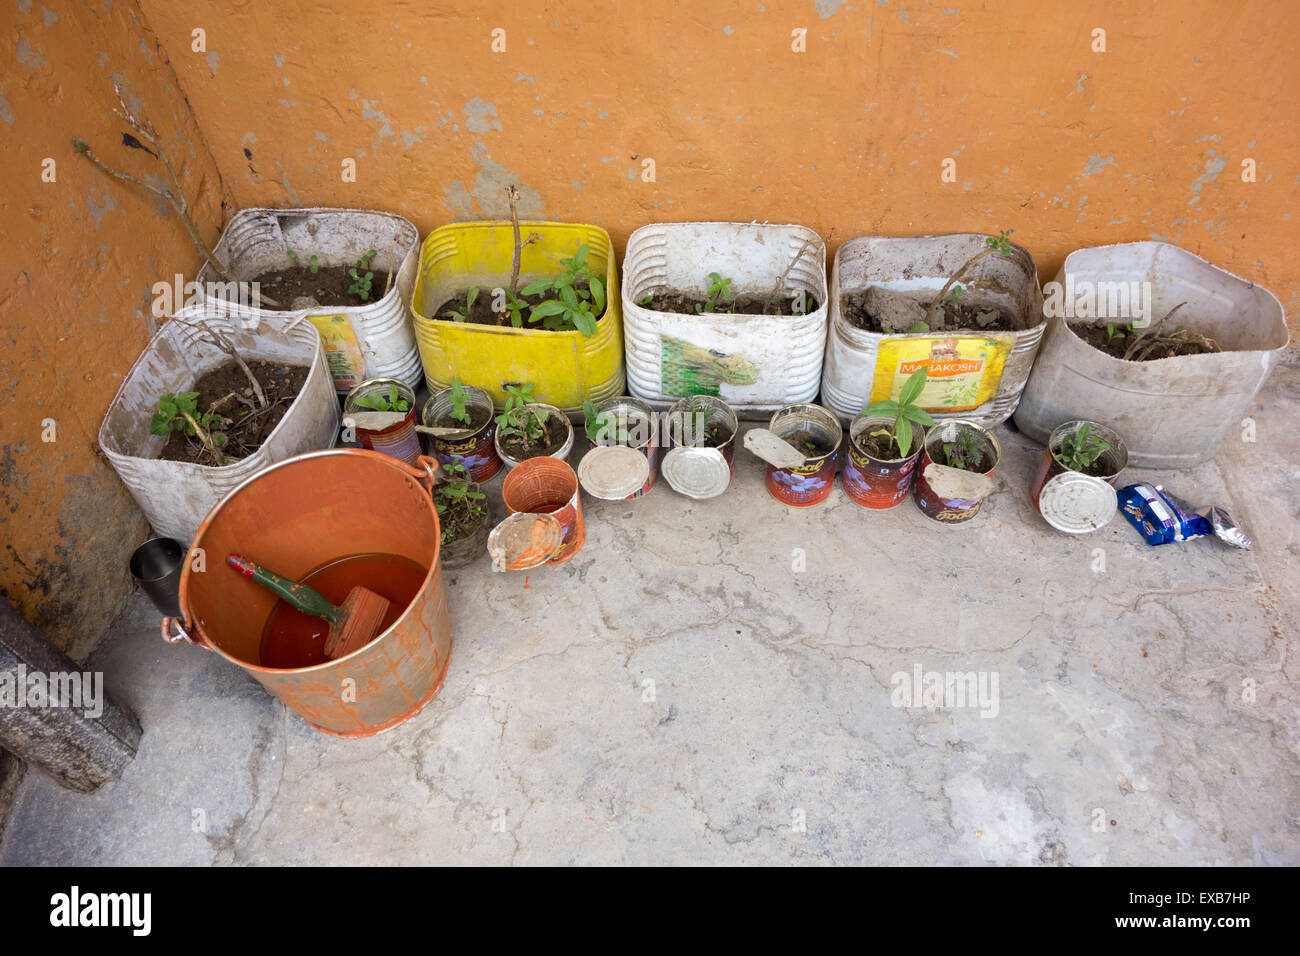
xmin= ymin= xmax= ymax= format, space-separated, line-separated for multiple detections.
xmin=520 ymin=278 xmax=552 ymax=296
xmin=863 ymin=400 xmax=899 ymax=418
xmin=573 ymin=311 xmax=598 ymax=337
xmin=149 ymin=413 xmax=170 ymax=436
xmin=572 ymin=244 xmax=588 ymax=270
xmin=901 ymin=405 xmax=936 ymax=426
xmin=467 ymin=286 xmax=479 ymax=310
xmin=530 ymin=300 xmax=566 ymax=319
xmin=588 ymin=276 xmax=605 ymax=313
xmin=895 ymin=417 xmax=913 ymax=458
xmin=899 ymin=367 xmax=928 ymax=407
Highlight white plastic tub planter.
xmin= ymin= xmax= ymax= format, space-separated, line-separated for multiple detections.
xmin=622 ymin=222 xmax=828 ymax=418
xmin=1014 ymin=242 xmax=1289 ymax=468
xmin=98 ymin=307 xmax=340 ymax=543
xmin=195 ymin=207 xmax=424 ymax=394
xmin=821 ymin=234 xmax=1045 ymax=428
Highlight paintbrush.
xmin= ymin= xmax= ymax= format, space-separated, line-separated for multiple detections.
xmin=226 ymin=554 xmax=390 ymax=660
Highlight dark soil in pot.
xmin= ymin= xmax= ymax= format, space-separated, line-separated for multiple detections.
xmin=934 ymin=432 xmax=996 ymax=474
xmin=158 ymin=361 xmax=308 ymax=465
xmin=668 ymin=418 xmax=734 ymax=448
xmin=844 ymin=285 xmax=1016 ymax=334
xmin=1069 ymin=321 xmax=1222 ymax=361
xmin=857 ymin=426 xmax=909 ymax=461
xmin=251 ymin=266 xmax=393 ymax=309
xmin=643 ymin=291 xmax=817 ymax=316
xmin=785 ymin=429 xmax=835 ymax=458
xmin=434 ymin=282 xmax=604 ymax=327
xmin=434 ymin=404 xmax=493 ymax=432
xmin=499 ymin=413 xmax=569 ymax=459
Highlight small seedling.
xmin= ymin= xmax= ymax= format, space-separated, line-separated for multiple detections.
xmin=348 ymin=249 xmax=379 ymax=301
xmin=696 ymin=272 xmax=734 ymax=314
xmin=1056 ymin=422 xmax=1110 ymax=474
xmin=355 ymin=384 xmax=410 ymax=413
xmin=522 ymin=243 xmax=605 ymax=336
xmin=640 ymin=293 xmax=654 ymax=306
xmin=862 ymin=367 xmax=935 ymax=458
xmin=286 ymin=250 xmax=320 ymax=275
xmin=1105 ymin=323 xmax=1129 ymax=342
xmin=922 ymin=229 xmax=1014 ymax=328
xmin=583 ymin=401 xmax=632 ymax=444
xmin=943 ymin=430 xmax=982 ymax=471
xmin=443 ymin=286 xmax=480 ymax=322
xmin=150 ymin=391 xmax=228 ymax=465
xmin=448 ymin=377 xmax=473 ymax=425
xmin=496 ymin=382 xmax=549 ymax=444
xmin=435 ymin=461 xmax=487 ymax=544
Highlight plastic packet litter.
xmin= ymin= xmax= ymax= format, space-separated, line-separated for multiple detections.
xmin=1118 ymin=482 xmax=1251 ymax=550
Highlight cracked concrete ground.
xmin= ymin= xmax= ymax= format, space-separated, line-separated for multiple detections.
xmin=3 ymin=357 xmax=1297 ymax=866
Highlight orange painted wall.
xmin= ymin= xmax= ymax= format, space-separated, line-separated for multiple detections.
xmin=0 ymin=0 xmax=227 ymax=656
xmin=143 ymin=0 xmax=1298 ymax=321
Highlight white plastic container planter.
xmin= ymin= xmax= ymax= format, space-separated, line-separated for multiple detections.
xmin=622 ymin=222 xmax=828 ymax=418
xmin=821 ymin=234 xmax=1045 ymax=427
xmin=195 ymin=207 xmax=423 ymax=393
xmin=1014 ymin=242 xmax=1289 ymax=468
xmin=98 ymin=307 xmax=340 ymax=543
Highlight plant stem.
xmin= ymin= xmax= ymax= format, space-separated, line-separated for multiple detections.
xmin=922 ymin=247 xmax=996 ymax=328
xmin=169 ymin=316 xmax=268 ymax=408
xmin=179 ymin=410 xmax=225 ymax=466
xmin=764 ymin=232 xmax=825 ymax=315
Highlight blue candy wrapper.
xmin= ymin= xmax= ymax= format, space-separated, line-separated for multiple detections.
xmin=1118 ymin=482 xmax=1251 ymax=549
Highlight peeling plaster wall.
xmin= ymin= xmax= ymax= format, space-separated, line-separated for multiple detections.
xmin=0 ymin=0 xmax=228 ymax=657
xmin=142 ymin=0 xmax=1299 ymax=325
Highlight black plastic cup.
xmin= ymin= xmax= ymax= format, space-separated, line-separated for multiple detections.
xmin=130 ymin=538 xmax=185 ymax=618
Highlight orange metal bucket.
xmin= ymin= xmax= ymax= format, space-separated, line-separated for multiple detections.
xmin=500 ymin=457 xmax=585 ymax=564
xmin=162 ymin=449 xmax=452 ymax=737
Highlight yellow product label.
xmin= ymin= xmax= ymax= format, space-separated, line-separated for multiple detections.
xmin=869 ymin=334 xmax=1015 ymax=412
xmin=305 ymin=314 xmax=365 ymax=389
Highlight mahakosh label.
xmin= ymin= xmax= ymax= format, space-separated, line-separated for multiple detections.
xmin=870 ymin=334 xmax=1015 ymax=413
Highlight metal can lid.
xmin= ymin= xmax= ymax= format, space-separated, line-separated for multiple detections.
xmin=577 ymin=445 xmax=650 ymax=500
xmin=486 ymin=512 xmax=565 ymax=570
xmin=1039 ymin=471 xmax=1118 ymax=534
xmin=661 ymin=446 xmax=731 ymax=499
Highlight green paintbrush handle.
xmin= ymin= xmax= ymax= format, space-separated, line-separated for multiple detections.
xmin=226 ymin=554 xmax=341 ymax=623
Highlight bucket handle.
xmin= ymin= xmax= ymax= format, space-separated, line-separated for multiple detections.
xmin=396 ymin=454 xmax=440 ymax=494
xmin=160 ymin=615 xmax=211 ymax=650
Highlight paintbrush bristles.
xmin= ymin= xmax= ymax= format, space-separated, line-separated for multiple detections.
xmin=322 ymin=587 xmax=390 ymax=660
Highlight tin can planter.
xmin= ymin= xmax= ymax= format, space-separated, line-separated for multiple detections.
xmin=622 ymin=222 xmax=828 ymax=418
xmin=494 ymin=403 xmax=574 ymax=469
xmin=763 ymin=404 xmax=843 ymax=507
xmin=498 ymin=457 xmax=585 ymax=565
xmin=98 ymin=307 xmax=339 ymax=544
xmin=584 ymin=396 xmax=658 ymax=498
xmin=841 ymin=415 xmax=927 ymax=509
xmin=660 ymin=395 xmax=740 ymax=500
xmin=1014 ymin=242 xmax=1289 ymax=467
xmin=434 ymin=472 xmax=491 ymax=569
xmin=421 ymin=383 xmax=502 ymax=483
xmin=410 ymin=221 xmax=624 ymax=415
xmin=1030 ymin=421 xmax=1128 ymax=534
xmin=913 ymin=420 xmax=1001 ymax=524
xmin=196 ymin=207 xmax=424 ymax=392
xmin=343 ymin=378 xmax=420 ymax=465
xmin=822 ymin=234 xmax=1045 ymax=428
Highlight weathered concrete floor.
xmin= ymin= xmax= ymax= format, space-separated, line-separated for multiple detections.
xmin=4 ymin=359 xmax=1298 ymax=866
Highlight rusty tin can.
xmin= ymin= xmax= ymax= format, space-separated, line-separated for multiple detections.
xmin=841 ymin=414 xmax=928 ymax=509
xmin=500 ymin=457 xmax=585 ymax=564
xmin=913 ymin=419 xmax=1001 ymax=524
xmin=665 ymin=395 xmax=739 ymax=472
xmin=1030 ymin=420 xmax=1128 ymax=534
xmin=764 ymin=403 xmax=844 ymax=507
xmin=585 ymin=396 xmax=658 ymax=498
xmin=422 ymin=383 xmax=502 ymax=483
xmin=344 ymin=377 xmax=421 ymax=465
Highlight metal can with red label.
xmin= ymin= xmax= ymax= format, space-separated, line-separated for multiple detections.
xmin=343 ymin=378 xmax=421 ymax=465
xmin=764 ymin=403 xmax=843 ymax=507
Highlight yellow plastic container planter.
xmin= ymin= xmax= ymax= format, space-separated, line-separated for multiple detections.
xmin=411 ymin=221 xmax=624 ymax=417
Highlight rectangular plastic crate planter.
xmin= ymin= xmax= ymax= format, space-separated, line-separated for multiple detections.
xmin=1014 ymin=242 xmax=1289 ymax=468
xmin=821 ymin=234 xmax=1045 ymax=428
xmin=98 ymin=307 xmax=340 ymax=544
xmin=622 ymin=221 xmax=828 ymax=418
xmin=196 ymin=207 xmax=424 ymax=393
xmin=410 ymin=221 xmax=624 ymax=417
